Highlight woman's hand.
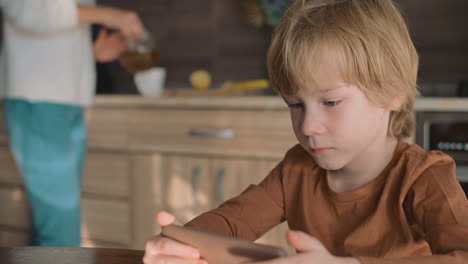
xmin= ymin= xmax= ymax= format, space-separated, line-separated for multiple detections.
xmin=99 ymin=7 xmax=145 ymax=39
xmin=250 ymin=230 xmax=360 ymax=264
xmin=143 ymin=211 xmax=207 ymax=264
xmin=79 ymin=5 xmax=145 ymax=39
xmin=93 ymin=28 xmax=127 ymax=63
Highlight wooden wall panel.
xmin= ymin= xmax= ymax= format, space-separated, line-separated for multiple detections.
xmin=395 ymin=0 xmax=468 ymax=85
xmin=1 ymin=1 xmax=465 ymax=94
xmin=96 ymin=0 xmax=271 ymax=93
xmin=95 ymin=0 xmax=467 ymax=94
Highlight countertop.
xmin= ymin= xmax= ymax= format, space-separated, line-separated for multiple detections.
xmin=92 ymin=95 xmax=468 ymax=112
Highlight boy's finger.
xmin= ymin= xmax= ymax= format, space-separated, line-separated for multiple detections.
xmin=286 ymin=230 xmax=327 ymax=253
xmin=157 ymin=211 xmax=181 ymax=226
xmin=146 ymin=236 xmax=201 ymax=259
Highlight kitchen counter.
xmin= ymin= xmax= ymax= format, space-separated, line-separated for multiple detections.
xmin=413 ymin=97 xmax=468 ymax=112
xmin=93 ymin=95 xmax=468 ymax=112
xmin=92 ymin=95 xmax=288 ymax=110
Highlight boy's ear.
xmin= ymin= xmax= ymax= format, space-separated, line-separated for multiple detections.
xmin=387 ymin=96 xmax=404 ymax=111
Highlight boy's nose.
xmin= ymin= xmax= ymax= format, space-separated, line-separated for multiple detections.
xmin=301 ymin=113 xmax=326 ymax=136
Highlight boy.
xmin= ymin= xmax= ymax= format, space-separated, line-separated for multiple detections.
xmin=143 ymin=0 xmax=468 ymax=263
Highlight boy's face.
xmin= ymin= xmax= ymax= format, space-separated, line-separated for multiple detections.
xmin=283 ymin=60 xmax=391 ymax=171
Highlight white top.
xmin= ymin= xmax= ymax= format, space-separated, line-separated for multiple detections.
xmin=0 ymin=0 xmax=96 ymax=106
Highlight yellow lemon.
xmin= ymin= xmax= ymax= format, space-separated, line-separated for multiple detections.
xmin=190 ymin=70 xmax=212 ymax=90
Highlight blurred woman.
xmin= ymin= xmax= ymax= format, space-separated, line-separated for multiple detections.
xmin=0 ymin=0 xmax=145 ymax=246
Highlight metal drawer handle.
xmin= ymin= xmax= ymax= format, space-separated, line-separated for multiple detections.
xmin=188 ymin=129 xmax=235 ymax=139
xmin=216 ymin=168 xmax=227 ymax=204
xmin=191 ymin=167 xmax=202 ymax=207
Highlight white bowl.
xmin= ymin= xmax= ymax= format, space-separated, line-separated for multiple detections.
xmin=134 ymin=67 xmax=166 ymax=98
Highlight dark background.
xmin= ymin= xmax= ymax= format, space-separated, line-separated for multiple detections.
xmin=95 ymin=0 xmax=273 ymax=94
xmin=2 ymin=0 xmax=467 ymax=96
xmin=95 ymin=0 xmax=468 ymax=96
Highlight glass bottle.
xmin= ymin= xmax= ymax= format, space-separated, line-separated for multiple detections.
xmin=120 ymin=31 xmax=160 ymax=73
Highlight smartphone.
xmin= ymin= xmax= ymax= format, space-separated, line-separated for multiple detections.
xmin=161 ymin=225 xmax=287 ymax=264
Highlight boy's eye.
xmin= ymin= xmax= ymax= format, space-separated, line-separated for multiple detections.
xmin=324 ymin=100 xmax=340 ymax=107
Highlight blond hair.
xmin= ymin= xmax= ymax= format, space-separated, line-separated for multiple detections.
xmin=267 ymin=0 xmax=419 ymax=139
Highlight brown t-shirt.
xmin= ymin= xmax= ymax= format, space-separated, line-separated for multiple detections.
xmin=186 ymin=141 xmax=468 ymax=263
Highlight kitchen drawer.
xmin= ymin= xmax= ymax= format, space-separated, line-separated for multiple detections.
xmin=86 ymin=109 xmax=130 ymax=149
xmin=128 ymin=109 xmax=296 ymax=157
xmin=0 ymin=187 xmax=31 ymax=229
xmin=81 ymin=198 xmax=130 ymax=245
xmin=82 ymin=152 xmax=130 ymax=198
xmin=0 ymin=146 xmax=22 ymax=185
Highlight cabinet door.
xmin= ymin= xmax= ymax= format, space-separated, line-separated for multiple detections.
xmin=210 ymin=158 xmax=293 ymax=253
xmin=81 ymin=198 xmax=130 ymax=245
xmin=162 ymin=155 xmax=212 ymax=224
xmin=209 ymin=158 xmax=277 ymax=205
xmin=209 ymin=158 xmax=251 ymax=206
xmin=0 ymin=229 xmax=29 ymax=246
xmin=0 ymin=146 xmax=22 ymax=185
xmin=0 ymin=187 xmax=31 ymax=230
xmin=131 ymin=153 xmax=164 ymax=249
xmin=0 ymin=186 xmax=31 ymax=246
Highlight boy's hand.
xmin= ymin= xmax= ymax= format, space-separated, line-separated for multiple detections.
xmin=143 ymin=211 xmax=207 ymax=264
xmin=250 ymin=230 xmax=360 ymax=264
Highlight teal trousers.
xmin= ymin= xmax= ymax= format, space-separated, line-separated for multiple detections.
xmin=4 ymin=99 xmax=87 ymax=246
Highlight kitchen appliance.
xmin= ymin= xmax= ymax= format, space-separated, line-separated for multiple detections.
xmin=416 ymin=112 xmax=468 ymax=196
xmin=458 ymin=81 xmax=468 ymax=97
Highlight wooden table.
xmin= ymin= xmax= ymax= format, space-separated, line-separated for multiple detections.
xmin=0 ymin=247 xmax=144 ymax=264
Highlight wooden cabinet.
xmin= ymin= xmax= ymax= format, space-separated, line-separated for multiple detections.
xmin=161 ymin=156 xmax=273 ymax=221
xmin=0 ymin=96 xmax=296 ymax=252
xmin=160 ymin=154 xmax=292 ymax=251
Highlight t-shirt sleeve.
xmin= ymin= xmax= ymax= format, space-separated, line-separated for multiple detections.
xmin=185 ymin=161 xmax=286 ymax=241
xmin=1 ymin=0 xmax=79 ymax=34
xmin=358 ymin=158 xmax=468 ymax=264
